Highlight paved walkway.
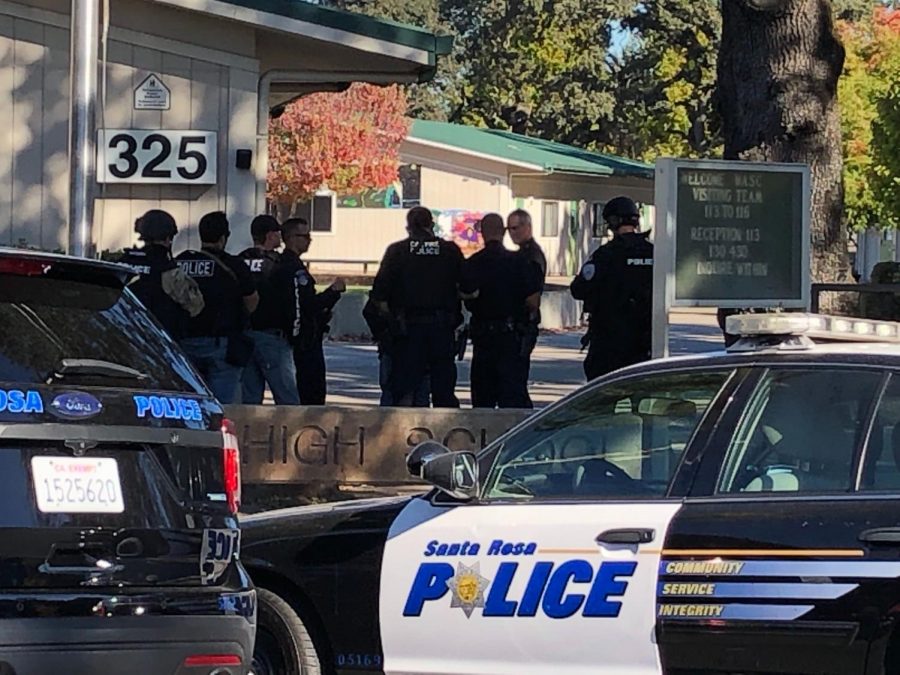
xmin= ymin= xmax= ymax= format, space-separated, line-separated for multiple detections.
xmin=319 ymin=311 xmax=724 ymax=408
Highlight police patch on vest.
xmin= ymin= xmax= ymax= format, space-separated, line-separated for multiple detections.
xmin=411 ymin=241 xmax=441 ymax=256
xmin=246 ymin=259 xmax=263 ymax=273
xmin=581 ymin=263 xmax=596 ymax=281
xmin=627 ymin=258 xmax=653 ymax=266
xmin=179 ymin=260 xmax=215 ymax=277
xmin=296 ymin=271 xmax=310 ymax=286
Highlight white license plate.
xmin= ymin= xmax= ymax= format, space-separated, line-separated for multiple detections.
xmin=31 ymin=456 xmax=125 ymax=513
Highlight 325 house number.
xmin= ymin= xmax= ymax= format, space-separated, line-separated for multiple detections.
xmin=97 ymin=129 xmax=217 ymax=185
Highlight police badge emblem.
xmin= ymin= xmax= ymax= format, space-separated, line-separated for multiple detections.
xmin=447 ymin=562 xmax=490 ymax=618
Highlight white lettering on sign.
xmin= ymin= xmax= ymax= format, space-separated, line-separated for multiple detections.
xmin=134 ymin=74 xmax=171 ymax=111
xmin=97 ymin=130 xmax=217 ymax=185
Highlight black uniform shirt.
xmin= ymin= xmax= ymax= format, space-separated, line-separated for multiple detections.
xmin=461 ymin=241 xmax=542 ymax=323
xmin=240 ymin=247 xmax=286 ymax=332
xmin=517 ymin=238 xmax=547 ymax=289
xmin=371 ymin=234 xmax=464 ymax=314
xmin=570 ymin=232 xmax=654 ymax=341
xmin=120 ymin=244 xmax=188 ymax=338
xmin=273 ymin=251 xmax=341 ymax=348
xmin=176 ymin=247 xmax=255 ymax=338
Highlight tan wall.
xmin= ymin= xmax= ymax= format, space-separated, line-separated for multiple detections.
xmin=315 ymin=156 xmax=513 ymax=267
xmin=0 ymin=0 xmax=260 ymax=254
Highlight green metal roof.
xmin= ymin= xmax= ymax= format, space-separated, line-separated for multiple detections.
xmin=410 ymin=120 xmax=653 ymax=179
xmin=215 ymin=0 xmax=453 ymax=63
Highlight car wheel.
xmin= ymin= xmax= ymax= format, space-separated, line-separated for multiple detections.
xmin=251 ymin=588 xmax=322 ymax=675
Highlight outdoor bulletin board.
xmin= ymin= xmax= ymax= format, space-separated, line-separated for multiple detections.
xmin=652 ymin=158 xmax=811 ymax=357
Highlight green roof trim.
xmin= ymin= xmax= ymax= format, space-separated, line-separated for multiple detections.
xmin=409 ymin=120 xmax=653 ymax=179
xmin=215 ymin=0 xmax=453 ymax=60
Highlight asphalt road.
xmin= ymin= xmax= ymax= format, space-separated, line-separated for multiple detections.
xmin=320 ymin=311 xmax=724 ymax=408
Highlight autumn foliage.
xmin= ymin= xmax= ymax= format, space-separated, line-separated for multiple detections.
xmin=838 ymin=5 xmax=900 ymax=230
xmin=267 ymin=83 xmax=410 ymax=205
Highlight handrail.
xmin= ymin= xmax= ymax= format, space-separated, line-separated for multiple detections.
xmin=810 ymin=283 xmax=900 ymax=313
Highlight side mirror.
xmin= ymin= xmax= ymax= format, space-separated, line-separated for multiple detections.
xmin=407 ymin=441 xmax=479 ymax=501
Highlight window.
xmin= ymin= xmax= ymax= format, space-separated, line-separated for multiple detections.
xmin=399 ymin=164 xmax=421 ymax=208
xmin=481 ymin=370 xmax=731 ymax=500
xmin=0 ymin=275 xmax=207 ymax=393
xmin=718 ymin=369 xmax=882 ymax=494
xmin=312 ymin=194 xmax=333 ymax=232
xmin=860 ymin=375 xmax=900 ymax=491
xmin=591 ymin=202 xmax=606 ymax=238
xmin=294 ymin=195 xmax=334 ymax=232
xmin=541 ymin=201 xmax=559 ymax=237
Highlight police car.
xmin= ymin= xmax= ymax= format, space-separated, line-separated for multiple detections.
xmin=243 ymin=313 xmax=900 ymax=675
xmin=0 ymin=250 xmax=254 ymax=674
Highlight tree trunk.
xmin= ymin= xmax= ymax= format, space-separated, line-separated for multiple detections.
xmin=718 ymin=0 xmax=848 ymax=284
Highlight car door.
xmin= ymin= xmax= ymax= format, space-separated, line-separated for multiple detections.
xmin=379 ymin=367 xmax=737 ymax=675
xmin=659 ymin=365 xmax=900 ymax=675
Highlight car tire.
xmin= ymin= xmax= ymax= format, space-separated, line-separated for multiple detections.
xmin=251 ymin=588 xmax=322 ymax=675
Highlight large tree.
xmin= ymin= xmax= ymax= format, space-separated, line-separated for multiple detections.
xmin=326 ymin=0 xmax=461 ymax=120
xmin=718 ymin=0 xmax=848 ymax=283
xmin=443 ymin=0 xmax=629 ymax=144
xmin=605 ymin=0 xmax=722 ymax=160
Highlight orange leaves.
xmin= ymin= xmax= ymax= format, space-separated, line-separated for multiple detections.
xmin=267 ymin=83 xmax=410 ymax=204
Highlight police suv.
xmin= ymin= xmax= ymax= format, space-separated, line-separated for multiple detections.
xmin=0 ymin=250 xmax=254 ymax=674
xmin=243 ymin=313 xmax=900 ymax=675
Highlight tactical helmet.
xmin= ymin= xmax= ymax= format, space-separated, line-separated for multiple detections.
xmin=602 ymin=196 xmax=641 ymax=230
xmin=135 ymin=210 xmax=177 ymax=242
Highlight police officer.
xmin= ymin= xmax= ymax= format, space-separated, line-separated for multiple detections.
xmin=239 ymin=215 xmax=300 ymax=405
xmin=120 ymin=210 xmax=204 ymax=339
xmin=277 ymin=217 xmax=346 ymax=405
xmin=570 ymin=196 xmax=653 ymax=381
xmin=176 ymin=212 xmax=258 ymax=404
xmin=462 ymin=213 xmax=542 ymax=408
xmin=506 ymin=208 xmax=547 ymax=405
xmin=371 ymin=206 xmax=464 ymax=408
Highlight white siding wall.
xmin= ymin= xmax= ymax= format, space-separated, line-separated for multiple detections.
xmin=314 ymin=158 xmax=512 ymax=267
xmin=0 ymin=0 xmax=259 ymax=254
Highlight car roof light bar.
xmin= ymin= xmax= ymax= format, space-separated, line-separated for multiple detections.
xmin=725 ymin=313 xmax=900 ymax=344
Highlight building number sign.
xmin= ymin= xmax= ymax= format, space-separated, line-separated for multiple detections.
xmin=97 ymin=130 xmax=217 ymax=185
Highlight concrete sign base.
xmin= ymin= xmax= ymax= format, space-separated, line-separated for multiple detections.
xmin=227 ymin=404 xmax=534 ymax=486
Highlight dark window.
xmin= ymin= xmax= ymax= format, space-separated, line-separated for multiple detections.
xmin=541 ymin=201 xmax=559 ymax=237
xmin=0 ymin=275 xmax=207 ymax=393
xmin=861 ymin=374 xmax=900 ymax=491
xmin=481 ymin=370 xmax=731 ymax=500
xmin=400 ymin=164 xmax=421 ymax=208
xmin=592 ymin=202 xmax=606 ymax=238
xmin=718 ymin=369 xmax=881 ymax=494
xmin=312 ymin=195 xmax=333 ymax=232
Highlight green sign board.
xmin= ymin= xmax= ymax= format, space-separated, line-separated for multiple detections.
xmin=652 ymin=159 xmax=811 ymax=356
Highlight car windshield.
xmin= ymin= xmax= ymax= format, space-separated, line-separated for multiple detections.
xmin=0 ymin=273 xmax=207 ymax=393
xmin=480 ymin=369 xmax=732 ymax=500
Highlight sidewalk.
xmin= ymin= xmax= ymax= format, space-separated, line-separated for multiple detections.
xmin=320 ymin=311 xmax=724 ymax=407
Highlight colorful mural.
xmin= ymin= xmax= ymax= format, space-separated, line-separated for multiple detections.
xmin=432 ymin=208 xmax=486 ymax=257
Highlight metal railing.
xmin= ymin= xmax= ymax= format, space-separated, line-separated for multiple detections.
xmin=810 ymin=283 xmax=900 ymax=314
xmin=305 ymin=258 xmax=380 ymax=274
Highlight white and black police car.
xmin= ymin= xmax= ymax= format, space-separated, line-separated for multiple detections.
xmin=243 ymin=312 xmax=900 ymax=675
xmin=0 ymin=249 xmax=254 ymax=674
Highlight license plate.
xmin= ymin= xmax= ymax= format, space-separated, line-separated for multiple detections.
xmin=31 ymin=456 xmax=125 ymax=513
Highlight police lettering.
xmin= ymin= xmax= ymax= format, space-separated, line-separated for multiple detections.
xmin=245 ymin=259 xmax=264 ymax=273
xmin=133 ymin=395 xmax=203 ymax=422
xmin=403 ymin=560 xmax=636 ymax=618
xmin=0 ymin=389 xmax=44 ymax=414
xmin=178 ymin=260 xmax=215 ymax=277
xmin=626 ymin=258 xmax=653 ymax=266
